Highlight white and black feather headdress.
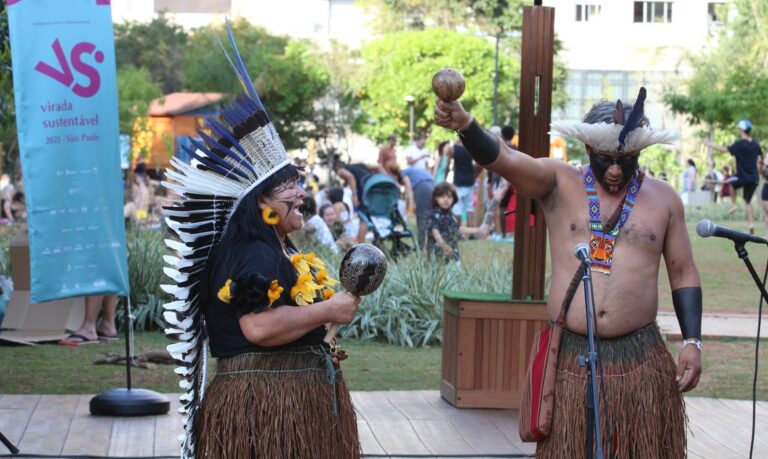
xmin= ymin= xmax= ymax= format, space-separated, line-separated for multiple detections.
xmin=550 ymin=87 xmax=680 ymax=155
xmin=160 ymin=19 xmax=290 ymax=459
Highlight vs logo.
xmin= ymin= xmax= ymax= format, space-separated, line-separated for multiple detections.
xmin=34 ymin=39 xmax=105 ymax=98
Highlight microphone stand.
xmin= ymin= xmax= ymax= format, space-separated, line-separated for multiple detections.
xmin=578 ymin=260 xmax=604 ymax=459
xmin=733 ymin=242 xmax=768 ymax=303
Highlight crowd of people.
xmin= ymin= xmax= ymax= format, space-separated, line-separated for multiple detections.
xmin=295 ymin=127 xmax=525 ymax=261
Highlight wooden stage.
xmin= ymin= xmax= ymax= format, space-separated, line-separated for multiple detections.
xmin=0 ymin=391 xmax=765 ymax=458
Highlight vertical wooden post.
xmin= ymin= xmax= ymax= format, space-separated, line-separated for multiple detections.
xmin=512 ymin=5 xmax=555 ymax=301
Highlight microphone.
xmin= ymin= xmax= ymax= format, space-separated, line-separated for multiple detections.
xmin=574 ymin=243 xmax=592 ymax=266
xmin=696 ymin=219 xmax=768 ymax=245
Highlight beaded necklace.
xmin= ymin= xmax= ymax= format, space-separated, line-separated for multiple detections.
xmin=583 ymin=165 xmax=642 ymax=275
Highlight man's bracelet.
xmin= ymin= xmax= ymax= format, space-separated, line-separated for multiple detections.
xmin=682 ymin=338 xmax=703 ymax=351
xmin=457 ymin=113 xmax=474 ymax=133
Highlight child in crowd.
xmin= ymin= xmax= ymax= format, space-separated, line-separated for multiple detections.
xmin=300 ymin=197 xmax=339 ymax=253
xmin=429 ymin=182 xmax=494 ymax=261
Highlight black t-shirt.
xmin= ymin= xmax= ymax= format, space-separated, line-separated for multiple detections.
xmin=205 ymin=239 xmax=326 ymax=358
xmin=728 ymin=139 xmax=763 ymax=183
xmin=452 ymin=144 xmax=475 ymax=187
xmin=344 ymin=163 xmax=372 ymax=204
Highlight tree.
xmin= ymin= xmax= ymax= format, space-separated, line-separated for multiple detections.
xmin=358 ymin=0 xmax=469 ymax=32
xmin=117 ymin=66 xmax=163 ymax=135
xmin=0 ymin=3 xmax=17 ymax=175
xmin=180 ymin=20 xmax=330 ymax=150
xmin=354 ymin=28 xmax=520 ymax=144
xmin=114 ymin=14 xmax=188 ymax=93
xmin=664 ymin=0 xmax=768 ymax=132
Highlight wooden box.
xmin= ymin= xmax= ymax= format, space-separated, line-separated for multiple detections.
xmin=440 ymin=291 xmax=548 ymax=409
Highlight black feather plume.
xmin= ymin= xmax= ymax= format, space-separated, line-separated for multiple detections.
xmin=618 ymin=87 xmax=647 ymax=151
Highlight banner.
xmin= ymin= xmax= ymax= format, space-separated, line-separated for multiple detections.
xmin=7 ymin=0 xmax=129 ymax=303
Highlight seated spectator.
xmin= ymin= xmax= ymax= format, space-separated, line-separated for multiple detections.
xmin=300 ymin=197 xmax=339 ymax=253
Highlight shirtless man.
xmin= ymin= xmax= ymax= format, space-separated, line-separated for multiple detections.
xmin=435 ymin=89 xmax=701 ymax=458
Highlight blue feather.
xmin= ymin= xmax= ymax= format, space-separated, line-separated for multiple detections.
xmin=224 ymin=17 xmax=266 ymax=112
xmin=618 ymin=87 xmax=647 ymax=150
xmin=191 ymin=134 xmax=256 ymax=176
xmin=207 ymin=118 xmax=248 ymax=156
xmin=183 ymin=144 xmax=249 ymax=181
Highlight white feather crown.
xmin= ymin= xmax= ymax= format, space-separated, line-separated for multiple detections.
xmin=549 ymin=121 xmax=680 ymax=155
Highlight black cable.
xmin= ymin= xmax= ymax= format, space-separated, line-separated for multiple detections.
xmin=748 ymin=257 xmax=767 ymax=459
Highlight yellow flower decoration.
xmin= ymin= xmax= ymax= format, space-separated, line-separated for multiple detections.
xmin=303 ymin=252 xmax=326 ymax=270
xmin=217 ymin=279 xmax=233 ymax=304
xmin=262 ymin=207 xmax=280 ymax=225
xmin=315 ymin=269 xmax=338 ymax=287
xmin=322 ymin=288 xmax=335 ymax=300
xmin=291 ymin=273 xmax=321 ymax=306
xmin=267 ymin=280 xmax=283 ymax=307
xmin=291 ymin=253 xmax=311 ymax=277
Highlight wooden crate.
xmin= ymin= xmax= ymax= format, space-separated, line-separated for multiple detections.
xmin=441 ymin=291 xmax=549 ymax=409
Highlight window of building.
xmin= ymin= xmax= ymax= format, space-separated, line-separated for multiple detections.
xmin=633 ymin=1 xmax=672 ymax=23
xmin=576 ymin=4 xmax=601 ymax=22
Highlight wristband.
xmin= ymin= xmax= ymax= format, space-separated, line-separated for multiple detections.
xmin=457 ymin=118 xmax=501 ymax=166
xmin=672 ymin=287 xmax=702 ymax=340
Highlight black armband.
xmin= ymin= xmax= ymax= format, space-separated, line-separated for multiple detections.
xmin=458 ymin=119 xmax=500 ymax=166
xmin=672 ymin=287 xmax=702 ymax=340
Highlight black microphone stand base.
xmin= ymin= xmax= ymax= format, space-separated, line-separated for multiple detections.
xmin=90 ymin=388 xmax=170 ymax=416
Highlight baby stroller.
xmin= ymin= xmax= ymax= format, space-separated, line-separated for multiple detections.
xmin=358 ymin=173 xmax=415 ymax=258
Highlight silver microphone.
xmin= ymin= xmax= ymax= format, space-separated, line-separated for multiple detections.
xmin=574 ymin=243 xmax=592 ymax=266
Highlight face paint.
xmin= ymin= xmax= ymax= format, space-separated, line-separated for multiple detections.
xmin=589 ymin=153 xmax=639 ymax=189
xmin=270 ymin=180 xmax=302 ymax=220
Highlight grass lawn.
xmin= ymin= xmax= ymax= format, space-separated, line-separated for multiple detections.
xmin=1 ymin=332 xmax=766 ymax=401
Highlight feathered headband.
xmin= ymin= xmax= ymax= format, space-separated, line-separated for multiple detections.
xmin=550 ymin=88 xmax=679 ymax=156
xmin=160 ymin=18 xmax=290 ymax=459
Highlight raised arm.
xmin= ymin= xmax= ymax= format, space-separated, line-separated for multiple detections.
xmin=702 ymin=140 xmax=729 ymax=154
xmin=434 ymin=99 xmax=557 ymax=201
xmin=663 ymin=187 xmax=702 ymax=392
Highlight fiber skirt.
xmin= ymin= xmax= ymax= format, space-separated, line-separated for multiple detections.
xmin=536 ymin=323 xmax=687 ymax=459
xmin=194 ymin=345 xmax=360 ymax=458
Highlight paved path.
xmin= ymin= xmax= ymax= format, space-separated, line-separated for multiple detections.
xmin=657 ymin=312 xmax=768 ymax=339
xmin=1 ymin=391 xmax=766 ymax=458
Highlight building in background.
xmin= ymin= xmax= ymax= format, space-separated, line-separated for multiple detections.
xmin=111 ymin=0 xmax=372 ymax=49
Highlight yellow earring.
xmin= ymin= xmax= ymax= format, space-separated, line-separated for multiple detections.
xmin=262 ymin=207 xmax=281 ymax=225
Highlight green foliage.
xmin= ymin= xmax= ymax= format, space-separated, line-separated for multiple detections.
xmin=181 ymin=20 xmax=331 ymax=150
xmin=639 ymin=145 xmax=682 ymax=179
xmin=0 ymin=4 xmax=18 ymax=175
xmin=336 ymin=244 xmax=512 ymax=347
xmin=117 ymin=66 xmax=163 ymax=135
xmin=124 ymin=229 xmax=171 ymax=331
xmin=354 ymin=28 xmax=520 ymax=144
xmin=114 ymin=14 xmax=188 ymax=93
xmin=664 ymin=0 xmax=768 ymax=135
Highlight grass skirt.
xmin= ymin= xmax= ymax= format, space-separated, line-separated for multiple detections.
xmin=536 ymin=323 xmax=686 ymax=459
xmin=195 ymin=345 xmax=360 ymax=458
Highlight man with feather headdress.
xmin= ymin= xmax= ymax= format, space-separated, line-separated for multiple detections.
xmin=434 ymin=89 xmax=701 ymax=458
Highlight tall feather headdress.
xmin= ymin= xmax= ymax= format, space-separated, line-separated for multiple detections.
xmin=160 ymin=18 xmax=290 ymax=458
xmin=550 ymin=87 xmax=680 ymax=155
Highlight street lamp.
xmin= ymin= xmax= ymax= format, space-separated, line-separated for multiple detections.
xmin=404 ymin=95 xmax=415 ymax=142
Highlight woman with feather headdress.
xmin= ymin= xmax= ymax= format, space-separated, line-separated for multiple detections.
xmin=162 ymin=22 xmax=360 ymax=458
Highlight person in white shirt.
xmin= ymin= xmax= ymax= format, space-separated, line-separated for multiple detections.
xmin=404 ymin=134 xmax=430 ymax=170
xmin=300 ymin=197 xmax=339 ymax=253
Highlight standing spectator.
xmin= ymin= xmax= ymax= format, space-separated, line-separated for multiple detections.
xmin=681 ymin=159 xmax=698 ymax=192
xmin=452 ymin=139 xmax=477 ymax=225
xmin=404 ymin=134 xmax=430 ymax=170
xmin=706 ymin=119 xmax=764 ymax=234
xmin=433 ymin=140 xmax=452 ymax=183
xmin=401 ymin=164 xmax=436 ymax=247
xmin=722 ymin=165 xmax=733 ymax=208
xmin=377 ymin=134 xmax=398 ymax=171
xmin=710 ymin=167 xmax=724 ymax=202
xmin=59 ymin=295 xmax=119 ymax=345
